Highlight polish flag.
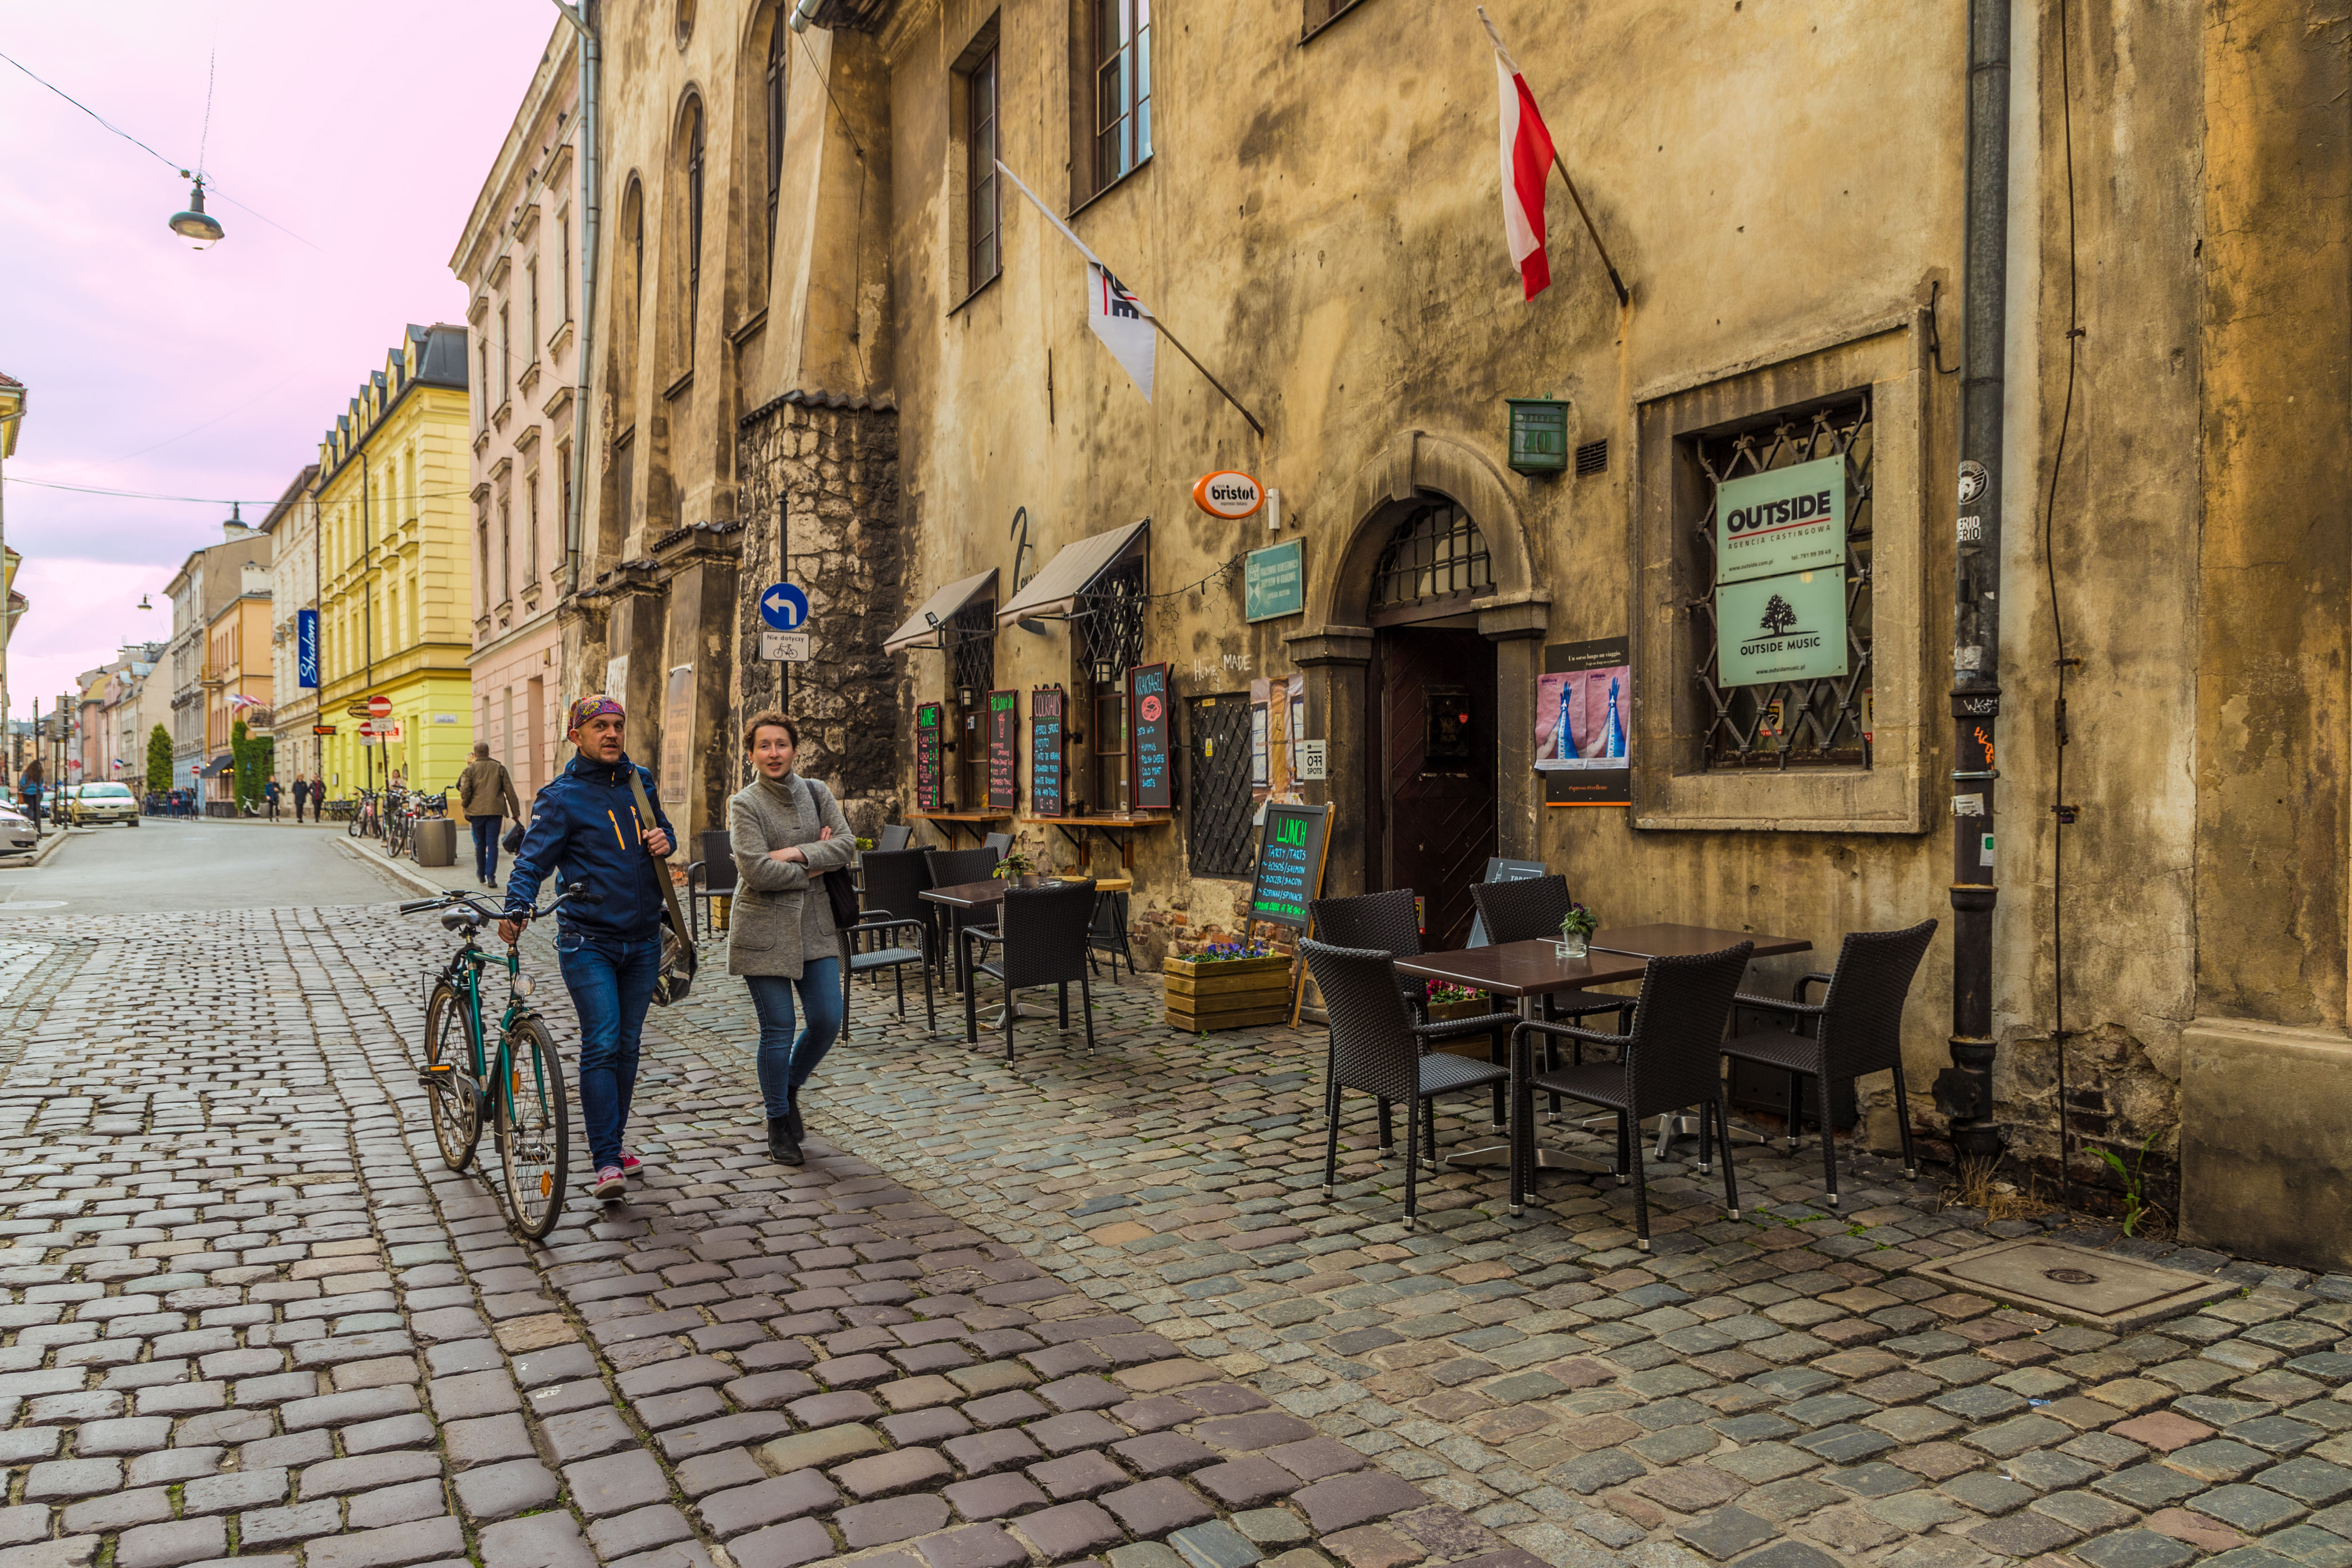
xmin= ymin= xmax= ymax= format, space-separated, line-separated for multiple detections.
xmin=1480 ymin=8 xmax=1557 ymax=301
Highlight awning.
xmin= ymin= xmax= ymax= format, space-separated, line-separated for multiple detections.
xmin=997 ymin=518 xmax=1150 ymax=629
xmin=200 ymin=755 xmax=234 ymax=779
xmin=882 ymin=568 xmax=1000 ymax=653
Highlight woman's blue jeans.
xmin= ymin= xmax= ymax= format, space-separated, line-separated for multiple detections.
xmin=556 ymin=930 xmax=660 ymax=1172
xmin=746 ymin=959 xmax=843 ymax=1118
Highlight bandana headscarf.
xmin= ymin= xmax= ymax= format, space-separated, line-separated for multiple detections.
xmin=567 ymin=695 xmax=625 ymax=733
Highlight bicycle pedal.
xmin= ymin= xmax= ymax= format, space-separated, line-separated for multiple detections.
xmin=415 ymin=1065 xmax=456 ymax=1088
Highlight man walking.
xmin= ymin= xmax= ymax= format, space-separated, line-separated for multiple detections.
xmin=501 ymin=697 xmax=674 ymax=1202
xmin=456 ymin=742 xmax=524 ymax=888
xmin=291 ymin=774 xmax=310 ymax=823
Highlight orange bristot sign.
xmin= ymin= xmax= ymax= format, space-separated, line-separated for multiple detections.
xmin=1192 ymin=470 xmax=1264 ymax=520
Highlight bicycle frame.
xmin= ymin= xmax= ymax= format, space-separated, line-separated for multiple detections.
xmin=434 ymin=930 xmax=547 ymax=1138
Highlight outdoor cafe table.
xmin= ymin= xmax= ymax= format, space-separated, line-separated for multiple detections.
xmin=919 ymin=876 xmax=1133 ymax=1035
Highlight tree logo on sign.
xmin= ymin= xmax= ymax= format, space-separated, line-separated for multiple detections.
xmin=1759 ymin=594 xmax=1798 ymax=637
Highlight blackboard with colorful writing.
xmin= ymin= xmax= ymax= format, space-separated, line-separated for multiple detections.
xmin=1248 ymin=802 xmax=1332 ymax=930
xmin=915 ymin=705 xmax=944 ymax=811
xmin=1031 ymin=688 xmax=1066 ymax=818
xmin=987 ymin=689 xmax=1019 ymax=810
xmin=1129 ymin=663 xmax=1173 ymax=810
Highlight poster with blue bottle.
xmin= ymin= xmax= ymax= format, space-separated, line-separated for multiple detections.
xmin=1536 ymin=637 xmax=1632 ymax=807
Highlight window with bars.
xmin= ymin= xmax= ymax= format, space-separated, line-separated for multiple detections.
xmin=1690 ymin=393 xmax=1874 ymax=770
xmin=1091 ymin=0 xmax=1151 ymax=195
xmin=1370 ymin=499 xmax=1493 ymax=620
xmin=947 ymin=599 xmax=996 ymax=808
xmin=1187 ymin=694 xmax=1255 ymax=879
xmin=1076 ymin=558 xmax=1143 ymax=812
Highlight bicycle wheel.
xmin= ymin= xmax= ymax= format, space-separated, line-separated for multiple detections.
xmin=496 ymin=1017 xmax=570 ymax=1240
xmin=421 ymin=983 xmax=483 ymax=1171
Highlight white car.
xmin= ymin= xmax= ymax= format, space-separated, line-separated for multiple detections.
xmin=64 ymin=781 xmax=138 ymax=827
xmin=0 ymin=802 xmax=37 ymax=855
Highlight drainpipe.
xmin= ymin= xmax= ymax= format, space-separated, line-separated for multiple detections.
xmin=552 ymin=0 xmax=599 ymax=600
xmin=1939 ymin=0 xmax=2010 ymax=1161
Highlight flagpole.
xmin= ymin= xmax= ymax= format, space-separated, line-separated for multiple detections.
xmin=1552 ymin=152 xmax=1630 ymax=308
xmin=1150 ymin=322 xmax=1265 ymax=439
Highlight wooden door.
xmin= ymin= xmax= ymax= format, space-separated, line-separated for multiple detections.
xmin=1370 ymin=627 xmax=1497 ymax=951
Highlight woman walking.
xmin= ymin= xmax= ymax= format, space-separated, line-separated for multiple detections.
xmin=729 ymin=711 xmax=854 ymax=1165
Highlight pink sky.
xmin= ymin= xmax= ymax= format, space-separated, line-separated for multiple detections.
xmin=0 ymin=1 xmax=558 ymax=724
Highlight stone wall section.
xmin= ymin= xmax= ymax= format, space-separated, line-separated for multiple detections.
xmin=735 ymin=393 xmax=905 ymax=829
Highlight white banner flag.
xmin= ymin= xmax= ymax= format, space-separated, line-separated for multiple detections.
xmin=996 ymin=159 xmax=1157 ymax=403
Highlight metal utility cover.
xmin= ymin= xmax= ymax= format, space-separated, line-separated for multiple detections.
xmin=1909 ymin=1239 xmax=2236 ymax=1331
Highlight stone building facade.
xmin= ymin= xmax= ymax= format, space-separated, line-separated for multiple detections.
xmin=565 ymin=0 xmax=2352 ymax=1269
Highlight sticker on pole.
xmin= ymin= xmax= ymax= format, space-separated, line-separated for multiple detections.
xmin=758 ymin=583 xmax=810 ymax=631
xmin=761 ymin=631 xmax=810 ymax=663
xmin=1192 ymin=471 xmax=1264 ymax=521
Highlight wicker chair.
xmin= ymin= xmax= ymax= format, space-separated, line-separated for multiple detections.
xmin=685 ymin=829 xmax=737 ymax=943
xmin=1509 ymin=941 xmax=1753 ymax=1250
xmin=876 ymin=824 xmax=914 ymax=852
xmin=1720 ymin=918 xmax=1938 ymax=1208
xmin=925 ymin=847 xmax=1001 ymax=994
xmin=1308 ymin=890 xmax=1430 ymax=1133
xmin=982 ymin=832 xmax=1014 ymax=858
xmin=846 ymin=848 xmax=937 ymax=1029
xmin=962 ymin=880 xmax=1097 ymax=1062
xmin=1302 ymin=939 xmax=1517 ymax=1229
xmin=1468 ymin=876 xmax=1638 ymax=1111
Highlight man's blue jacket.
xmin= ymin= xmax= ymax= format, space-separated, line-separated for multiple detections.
xmin=503 ymin=750 xmax=676 ymax=940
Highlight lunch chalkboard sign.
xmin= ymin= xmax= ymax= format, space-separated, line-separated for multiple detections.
xmin=915 ymin=704 xmax=945 ymax=811
xmin=987 ymin=689 xmax=1019 ymax=810
xmin=1031 ymin=688 xmax=1066 ymax=817
xmin=1247 ymin=801 xmax=1332 ymax=930
xmin=1129 ymin=663 xmax=1173 ymax=810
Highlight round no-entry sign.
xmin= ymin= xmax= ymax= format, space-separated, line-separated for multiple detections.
xmin=367 ymin=694 xmax=392 ymax=719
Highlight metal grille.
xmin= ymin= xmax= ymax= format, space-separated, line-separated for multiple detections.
xmin=1186 ymin=694 xmax=1255 ymax=879
xmin=947 ymin=598 xmax=996 ymax=696
xmin=1074 ymin=558 xmax=1144 ymax=682
xmin=1575 ymin=439 xmax=1609 ymax=477
xmin=1372 ymin=500 xmax=1491 ymax=608
xmin=1692 ymin=394 xmax=1874 ymax=769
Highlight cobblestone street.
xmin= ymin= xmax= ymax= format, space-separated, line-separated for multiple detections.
xmin=0 ymin=873 xmax=2342 ymax=1568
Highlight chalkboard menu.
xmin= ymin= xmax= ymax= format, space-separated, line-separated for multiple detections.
xmin=1129 ymin=663 xmax=1173 ymax=810
xmin=1031 ymin=688 xmax=1066 ymax=817
xmin=915 ymin=705 xmax=945 ymax=811
xmin=1247 ymin=802 xmax=1332 ymax=929
xmin=987 ymin=690 xmax=1019 ymax=810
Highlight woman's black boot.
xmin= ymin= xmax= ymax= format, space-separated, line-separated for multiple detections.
xmin=767 ymin=1116 xmax=802 ymax=1166
xmin=786 ymin=1098 xmax=804 ymax=1144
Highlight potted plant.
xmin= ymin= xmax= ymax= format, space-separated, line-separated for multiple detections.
xmin=991 ymin=848 xmax=1039 ymax=887
xmin=1557 ymin=902 xmax=1597 ymax=961
xmin=1423 ymin=979 xmax=1489 ymax=1021
xmin=1165 ymin=937 xmax=1292 ymax=1032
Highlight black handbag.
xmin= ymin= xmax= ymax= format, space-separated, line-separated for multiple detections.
xmin=807 ymin=779 xmax=863 ymax=931
xmin=626 ymin=770 xmax=699 ymax=1006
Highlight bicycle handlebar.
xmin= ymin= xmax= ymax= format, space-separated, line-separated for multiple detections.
xmin=396 ymin=881 xmax=597 ymax=924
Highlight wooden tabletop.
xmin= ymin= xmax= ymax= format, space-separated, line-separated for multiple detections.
xmin=1021 ymin=814 xmax=1172 ymax=828
xmin=1590 ymin=923 xmax=1812 ymax=959
xmin=904 ymin=810 xmax=1011 ymax=822
xmin=920 ymin=876 xmax=1128 ymax=909
xmin=1396 ymin=939 xmax=1650 ymax=999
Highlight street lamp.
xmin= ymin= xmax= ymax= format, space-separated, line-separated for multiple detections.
xmin=168 ymin=176 xmax=223 ymax=250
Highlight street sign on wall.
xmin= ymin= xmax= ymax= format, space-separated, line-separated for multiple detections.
xmin=1716 ymin=568 xmax=1847 ymax=686
xmin=761 ymin=631 xmax=810 ymax=662
xmin=1244 ymin=539 xmax=1304 ymax=622
xmin=296 ymin=610 xmax=319 ymax=690
xmin=1716 ymin=455 xmax=1847 ymax=585
xmin=758 ymin=583 xmax=810 ymax=630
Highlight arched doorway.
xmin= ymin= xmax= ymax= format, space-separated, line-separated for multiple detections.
xmin=1364 ymin=497 xmax=1499 ymax=950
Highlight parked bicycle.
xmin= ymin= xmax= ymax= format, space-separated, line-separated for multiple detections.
xmin=399 ymin=883 xmax=595 ymax=1238
xmin=348 ymin=788 xmax=381 ymax=840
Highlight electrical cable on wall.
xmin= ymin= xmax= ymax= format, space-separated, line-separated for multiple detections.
xmin=2043 ymin=0 xmax=2084 ymax=1213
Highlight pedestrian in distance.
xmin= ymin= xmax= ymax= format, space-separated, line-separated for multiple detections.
xmin=263 ymin=777 xmax=281 ymax=821
xmin=500 ymin=696 xmax=675 ymax=1203
xmin=728 ymin=710 xmax=853 ymax=1168
xmin=456 ymin=742 xmax=524 ymax=889
xmin=292 ymin=774 xmax=310 ymax=824
xmin=18 ymin=762 xmax=41 ymax=830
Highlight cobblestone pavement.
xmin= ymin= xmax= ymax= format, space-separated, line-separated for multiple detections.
xmin=0 ymin=898 xmax=2344 ymax=1568
xmin=0 ymin=904 xmax=1523 ymax=1568
xmin=647 ymin=948 xmax=2352 ymax=1568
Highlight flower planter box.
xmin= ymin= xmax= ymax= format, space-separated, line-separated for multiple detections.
xmin=1164 ymin=954 xmax=1292 ymax=1032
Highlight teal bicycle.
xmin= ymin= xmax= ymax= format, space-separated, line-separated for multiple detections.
xmin=400 ymin=884 xmax=590 ymax=1239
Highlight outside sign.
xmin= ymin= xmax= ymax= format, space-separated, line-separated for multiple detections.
xmin=1295 ymin=739 xmax=1327 ymax=780
xmin=1246 ymin=801 xmax=1331 ymax=929
xmin=1505 ymin=398 xmax=1569 ymax=474
xmin=1717 ymin=569 xmax=1847 ymax=685
xmin=1716 ymin=455 xmax=1846 ymax=585
xmin=1030 ymin=689 xmax=1065 ymax=817
xmin=986 ymin=690 xmax=1019 ymax=810
xmin=1191 ymin=470 xmax=1264 ymax=520
xmin=915 ymin=705 xmax=945 ymax=811
xmin=296 ymin=610 xmax=319 ymax=690
xmin=1128 ymin=664 xmax=1173 ymax=810
xmin=758 ymin=582 xmax=810 ymax=630
xmin=1243 ymin=539 xmax=1304 ymax=622
xmin=761 ymin=631 xmax=810 ymax=662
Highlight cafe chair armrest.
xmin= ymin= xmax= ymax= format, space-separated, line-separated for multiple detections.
xmin=1795 ymin=970 xmax=1838 ymax=1005
xmin=1736 ymin=990 xmax=1827 ymax=1018
xmin=852 ymin=914 xmax=928 ymax=947
xmin=1512 ymin=1017 xmax=1630 ymax=1051
xmin=1410 ymin=1012 xmax=1521 ymax=1042
xmin=961 ymin=923 xmax=1004 ymax=948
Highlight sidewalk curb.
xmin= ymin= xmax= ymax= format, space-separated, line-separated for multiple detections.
xmin=0 ymin=828 xmax=84 ymax=871
xmin=334 ymin=835 xmax=444 ymax=899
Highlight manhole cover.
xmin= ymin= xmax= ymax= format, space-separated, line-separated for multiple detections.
xmin=1907 ymin=1239 xmax=2235 ymax=1330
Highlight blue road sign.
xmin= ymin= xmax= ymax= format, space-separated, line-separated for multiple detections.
xmin=758 ymin=582 xmax=810 ymax=631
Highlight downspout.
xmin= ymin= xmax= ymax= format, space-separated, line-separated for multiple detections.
xmin=1939 ymin=0 xmax=2010 ymax=1161
xmin=553 ymin=0 xmax=599 ymax=599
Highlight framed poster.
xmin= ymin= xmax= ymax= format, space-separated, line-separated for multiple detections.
xmin=1717 ymin=568 xmax=1847 ymax=686
xmin=1539 ymin=638 xmax=1632 ymax=807
xmin=659 ymin=663 xmax=694 ymax=804
xmin=1716 ymin=454 xmax=1846 ymax=585
xmin=1129 ymin=663 xmax=1173 ymax=810
xmin=1031 ymin=688 xmax=1066 ymax=818
xmin=915 ymin=704 xmax=945 ymax=811
xmin=987 ymin=689 xmax=1019 ymax=811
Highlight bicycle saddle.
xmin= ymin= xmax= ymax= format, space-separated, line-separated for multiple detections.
xmin=442 ymin=908 xmax=488 ymax=934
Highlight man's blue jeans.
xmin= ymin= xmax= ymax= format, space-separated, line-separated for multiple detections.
xmin=556 ymin=930 xmax=660 ymax=1173
xmin=471 ymin=816 xmax=502 ymax=881
xmin=746 ymin=959 xmax=843 ymax=1118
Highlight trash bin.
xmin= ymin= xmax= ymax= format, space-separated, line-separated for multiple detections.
xmin=413 ymin=817 xmax=457 ymax=868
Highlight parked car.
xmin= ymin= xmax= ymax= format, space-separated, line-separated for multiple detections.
xmin=0 ymin=801 xmax=38 ymax=855
xmin=64 ymin=781 xmax=138 ymax=827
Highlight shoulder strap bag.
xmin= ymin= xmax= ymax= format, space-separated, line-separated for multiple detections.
xmin=625 ymin=768 xmax=699 ymax=1006
xmin=807 ymin=779 xmax=865 ymax=931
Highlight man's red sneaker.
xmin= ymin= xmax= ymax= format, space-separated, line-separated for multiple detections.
xmin=591 ymin=1166 xmax=626 ymax=1201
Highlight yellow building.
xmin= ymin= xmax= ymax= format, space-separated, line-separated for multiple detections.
xmin=313 ymin=325 xmax=475 ymax=798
